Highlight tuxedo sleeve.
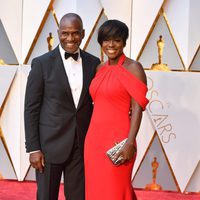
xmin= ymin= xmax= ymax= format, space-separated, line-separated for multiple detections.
xmin=24 ymin=58 xmax=44 ymax=152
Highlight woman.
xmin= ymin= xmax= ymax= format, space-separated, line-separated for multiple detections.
xmin=84 ymin=20 xmax=149 ymax=200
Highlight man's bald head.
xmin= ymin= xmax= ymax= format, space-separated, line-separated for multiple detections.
xmin=59 ymin=13 xmax=83 ymax=30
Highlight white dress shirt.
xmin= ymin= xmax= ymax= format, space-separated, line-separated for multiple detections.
xmin=59 ymin=45 xmax=83 ymax=108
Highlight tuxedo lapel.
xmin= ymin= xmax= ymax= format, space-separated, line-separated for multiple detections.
xmin=77 ymin=51 xmax=91 ymax=110
xmin=51 ymin=46 xmax=76 ymax=109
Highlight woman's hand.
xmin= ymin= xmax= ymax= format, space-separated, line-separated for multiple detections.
xmin=113 ymin=140 xmax=136 ymax=166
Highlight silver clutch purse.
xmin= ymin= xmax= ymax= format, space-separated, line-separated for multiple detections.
xmin=106 ymin=138 xmax=127 ymax=165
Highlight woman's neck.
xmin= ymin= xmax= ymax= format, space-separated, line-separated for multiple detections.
xmin=108 ymin=58 xmax=119 ymax=65
xmin=108 ymin=53 xmax=124 ymax=65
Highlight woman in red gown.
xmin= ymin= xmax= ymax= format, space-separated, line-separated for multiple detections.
xmin=84 ymin=20 xmax=149 ymax=200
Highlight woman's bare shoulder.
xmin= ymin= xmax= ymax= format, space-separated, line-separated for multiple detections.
xmin=123 ymin=58 xmax=147 ymax=84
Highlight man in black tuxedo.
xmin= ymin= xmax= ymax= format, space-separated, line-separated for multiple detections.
xmin=24 ymin=13 xmax=100 ymax=200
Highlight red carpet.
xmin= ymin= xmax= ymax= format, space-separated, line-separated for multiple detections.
xmin=0 ymin=180 xmax=199 ymax=200
xmin=0 ymin=180 xmax=64 ymax=200
xmin=136 ymin=190 xmax=200 ymax=200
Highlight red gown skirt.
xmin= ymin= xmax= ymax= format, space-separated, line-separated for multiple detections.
xmin=84 ymin=54 xmax=148 ymax=200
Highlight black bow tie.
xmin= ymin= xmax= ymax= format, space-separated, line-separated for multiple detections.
xmin=64 ymin=52 xmax=79 ymax=61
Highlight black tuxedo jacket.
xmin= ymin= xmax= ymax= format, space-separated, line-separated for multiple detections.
xmin=24 ymin=46 xmax=100 ymax=163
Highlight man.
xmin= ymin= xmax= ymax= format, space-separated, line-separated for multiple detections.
xmin=24 ymin=13 xmax=100 ymax=200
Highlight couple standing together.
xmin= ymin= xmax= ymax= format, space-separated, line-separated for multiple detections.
xmin=24 ymin=13 xmax=148 ymax=200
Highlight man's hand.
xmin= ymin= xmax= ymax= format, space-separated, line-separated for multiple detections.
xmin=29 ymin=151 xmax=45 ymax=173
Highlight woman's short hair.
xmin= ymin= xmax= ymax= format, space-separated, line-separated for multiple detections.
xmin=97 ymin=19 xmax=129 ymax=46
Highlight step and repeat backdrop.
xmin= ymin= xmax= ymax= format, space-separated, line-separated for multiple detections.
xmin=0 ymin=0 xmax=200 ymax=193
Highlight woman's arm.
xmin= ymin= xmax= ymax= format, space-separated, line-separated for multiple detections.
xmin=114 ymin=60 xmax=147 ymax=165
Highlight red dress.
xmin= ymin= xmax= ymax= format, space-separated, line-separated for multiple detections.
xmin=84 ymin=54 xmax=148 ymax=200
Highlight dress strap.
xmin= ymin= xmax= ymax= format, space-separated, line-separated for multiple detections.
xmin=117 ymin=53 xmax=126 ymax=66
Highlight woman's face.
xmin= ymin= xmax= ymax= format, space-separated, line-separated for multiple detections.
xmin=101 ymin=37 xmax=125 ymax=64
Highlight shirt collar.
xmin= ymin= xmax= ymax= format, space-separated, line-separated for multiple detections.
xmin=59 ymin=45 xmax=80 ymax=61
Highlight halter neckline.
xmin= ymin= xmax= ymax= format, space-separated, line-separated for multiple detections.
xmin=106 ymin=53 xmax=126 ymax=67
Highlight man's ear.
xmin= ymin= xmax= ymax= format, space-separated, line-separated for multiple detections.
xmin=82 ymin=29 xmax=85 ymax=39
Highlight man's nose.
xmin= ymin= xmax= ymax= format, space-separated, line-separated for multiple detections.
xmin=67 ymin=33 xmax=74 ymax=41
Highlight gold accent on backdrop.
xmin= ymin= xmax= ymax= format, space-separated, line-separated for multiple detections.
xmin=136 ymin=3 xmax=186 ymax=71
xmin=151 ymin=35 xmax=170 ymax=71
xmin=132 ymin=130 xmax=180 ymax=191
xmin=156 ymin=131 xmax=181 ymax=191
xmin=157 ymin=35 xmax=164 ymax=64
xmin=51 ymin=9 xmax=59 ymax=27
xmin=0 ymin=72 xmax=18 ymax=179
xmin=0 ymin=59 xmax=6 ymax=65
xmin=162 ymin=9 xmax=186 ymax=71
xmin=0 ymin=172 xmax=3 ymax=179
xmin=0 ymin=127 xmax=17 ymax=179
xmin=0 ymin=127 xmax=4 ymax=179
xmin=132 ymin=131 xmax=157 ymax=181
xmin=24 ymin=0 xmax=56 ymax=64
xmin=23 ymin=164 xmax=32 ymax=181
xmin=47 ymin=32 xmax=54 ymax=51
xmin=188 ymin=44 xmax=200 ymax=71
xmin=136 ymin=1 xmax=166 ymax=61
xmin=0 ymin=70 xmax=17 ymax=116
xmin=145 ymin=157 xmax=162 ymax=190
xmin=83 ymin=8 xmax=104 ymax=51
xmin=183 ymin=161 xmax=200 ymax=193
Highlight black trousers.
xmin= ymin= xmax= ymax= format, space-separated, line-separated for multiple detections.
xmin=36 ymin=138 xmax=85 ymax=200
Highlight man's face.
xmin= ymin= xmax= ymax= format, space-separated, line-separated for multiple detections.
xmin=58 ymin=17 xmax=85 ymax=53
